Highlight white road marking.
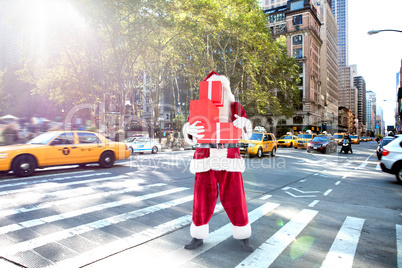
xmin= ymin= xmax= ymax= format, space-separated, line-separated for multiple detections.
xmin=0 ymin=182 xmax=166 ymax=218
xmin=321 ymin=216 xmax=365 ymax=268
xmin=323 ymin=189 xmax=333 ymax=196
xmin=0 ymin=187 xmax=188 ymax=235
xmin=308 ymin=200 xmax=320 ymax=207
xmin=236 ymin=209 xmax=318 ymax=268
xmin=138 ymin=202 xmax=281 ymax=268
xmin=376 ymin=163 xmax=381 ymax=170
xmin=260 ymin=195 xmax=272 ymax=200
xmin=1 ymin=195 xmax=194 ymax=256
xmin=335 ymin=181 xmax=341 ymax=185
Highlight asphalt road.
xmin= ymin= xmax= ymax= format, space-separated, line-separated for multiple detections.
xmin=0 ymin=141 xmax=400 ymax=268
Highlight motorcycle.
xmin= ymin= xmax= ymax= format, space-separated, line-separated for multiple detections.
xmin=340 ymin=138 xmax=351 ymax=154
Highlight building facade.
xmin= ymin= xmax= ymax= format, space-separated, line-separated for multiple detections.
xmin=317 ymin=0 xmax=338 ymax=134
xmin=331 ymin=0 xmax=348 ymax=67
xmin=366 ymin=90 xmax=376 ymax=136
xmin=354 ymin=75 xmax=367 ymax=134
xmin=265 ymin=0 xmax=325 ymax=135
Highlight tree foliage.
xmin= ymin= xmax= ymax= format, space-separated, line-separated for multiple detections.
xmin=3 ymin=0 xmax=299 ymax=126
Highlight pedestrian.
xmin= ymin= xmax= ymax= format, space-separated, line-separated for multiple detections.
xmin=182 ymin=71 xmax=254 ymax=252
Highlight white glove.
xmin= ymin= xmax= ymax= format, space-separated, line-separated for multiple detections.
xmin=233 ymin=114 xmax=252 ymax=140
xmin=182 ymin=121 xmax=205 ymax=145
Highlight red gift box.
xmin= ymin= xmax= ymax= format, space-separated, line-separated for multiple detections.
xmin=199 ymin=81 xmax=224 ymax=107
xmin=197 ymin=122 xmax=242 ymax=143
xmin=189 ymin=99 xmax=219 ymax=128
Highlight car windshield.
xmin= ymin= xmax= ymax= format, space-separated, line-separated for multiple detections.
xmin=280 ymin=135 xmax=292 ymax=140
xmin=333 ymin=135 xmax=343 ymax=139
xmin=299 ymin=134 xmax=312 ymax=139
xmin=27 ymin=132 xmax=59 ymax=145
xmin=312 ymin=136 xmax=329 ymax=142
xmin=123 ymin=137 xmax=137 ymax=143
xmin=382 ymin=139 xmax=394 ymax=147
xmin=249 ymin=133 xmax=263 ymax=141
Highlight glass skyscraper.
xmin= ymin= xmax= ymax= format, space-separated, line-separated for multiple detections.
xmin=332 ymin=0 xmax=348 ymax=67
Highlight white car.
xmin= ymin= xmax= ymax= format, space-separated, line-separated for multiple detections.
xmin=380 ymin=135 xmax=402 ymax=183
xmin=123 ymin=137 xmax=162 ymax=154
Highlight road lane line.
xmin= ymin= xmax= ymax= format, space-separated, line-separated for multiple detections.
xmin=376 ymin=163 xmax=381 ymax=170
xmin=321 ymin=216 xmax=365 ymax=268
xmin=323 ymin=189 xmax=333 ymax=196
xmin=0 ymin=182 xmax=166 ymax=218
xmin=308 ymin=200 xmax=320 ymax=207
xmin=397 ymin=224 xmax=402 ymax=268
xmin=0 ymin=172 xmax=116 ymax=196
xmin=1 ymin=195 xmax=195 ymax=256
xmin=139 ymin=202 xmax=281 ymax=268
xmin=260 ymin=195 xmax=272 ymax=200
xmin=235 ymin=209 xmax=318 ymax=268
xmin=335 ymin=181 xmax=341 ymax=185
xmin=0 ymin=187 xmax=189 ymax=235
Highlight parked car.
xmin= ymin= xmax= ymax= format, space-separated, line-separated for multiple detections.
xmin=377 ymin=136 xmax=397 ymax=160
xmin=294 ymin=133 xmax=316 ymax=149
xmin=0 ymin=131 xmax=130 ymax=177
xmin=306 ymin=135 xmax=337 ymax=154
xmin=239 ymin=132 xmax=277 ymax=158
xmin=380 ymin=135 xmax=402 ymax=182
xmin=123 ymin=137 xmax=162 ymax=154
xmin=277 ymin=135 xmax=297 ymax=147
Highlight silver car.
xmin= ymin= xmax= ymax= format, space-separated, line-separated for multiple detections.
xmin=123 ymin=137 xmax=162 ymax=154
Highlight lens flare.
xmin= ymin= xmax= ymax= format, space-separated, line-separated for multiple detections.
xmin=290 ymin=235 xmax=315 ymax=259
xmin=276 ymin=219 xmax=284 ymax=227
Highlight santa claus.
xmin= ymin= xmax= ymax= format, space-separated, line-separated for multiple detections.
xmin=182 ymin=71 xmax=254 ymax=252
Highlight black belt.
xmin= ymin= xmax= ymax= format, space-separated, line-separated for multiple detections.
xmin=199 ymin=143 xmax=238 ymax=149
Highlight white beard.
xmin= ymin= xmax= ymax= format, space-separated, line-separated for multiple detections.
xmin=206 ymin=74 xmax=235 ymax=123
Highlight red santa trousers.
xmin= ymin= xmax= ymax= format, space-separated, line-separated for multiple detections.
xmin=190 ymin=169 xmax=251 ymax=240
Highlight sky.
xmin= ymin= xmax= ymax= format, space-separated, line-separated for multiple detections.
xmin=348 ymin=0 xmax=402 ymax=127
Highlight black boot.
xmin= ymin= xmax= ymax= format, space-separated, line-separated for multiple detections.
xmin=184 ymin=238 xmax=203 ymax=250
xmin=240 ymin=238 xmax=254 ymax=252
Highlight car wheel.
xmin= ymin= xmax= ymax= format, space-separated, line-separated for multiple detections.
xmin=395 ymin=165 xmax=402 ymax=183
xmin=129 ymin=147 xmax=134 ymax=154
xmin=12 ymin=155 xmax=36 ymax=177
xmin=294 ymin=146 xmax=297 ymax=149
xmin=152 ymin=146 xmax=158 ymax=154
xmin=271 ymin=147 xmax=276 ymax=157
xmin=257 ymin=147 xmax=263 ymax=158
xmin=99 ymin=151 xmax=115 ymax=168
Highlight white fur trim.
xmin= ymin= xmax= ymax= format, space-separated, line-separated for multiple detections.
xmin=189 ymin=157 xmax=245 ymax=174
xmin=232 ymin=223 xmax=251 ymax=239
xmin=190 ymin=223 xmax=209 ymax=239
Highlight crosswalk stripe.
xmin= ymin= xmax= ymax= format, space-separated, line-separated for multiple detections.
xmin=235 ymin=209 xmax=318 ymax=268
xmin=321 ymin=216 xmax=365 ymax=268
xmin=1 ymin=195 xmax=194 ymax=256
xmin=0 ymin=182 xmax=167 ymax=217
xmin=0 ymin=172 xmax=118 ymax=196
xmin=56 ymin=202 xmax=280 ymax=268
xmin=0 ymin=187 xmax=189 ymax=235
xmin=0 ymin=170 xmax=94 ymax=185
xmin=397 ymin=224 xmax=402 ymax=268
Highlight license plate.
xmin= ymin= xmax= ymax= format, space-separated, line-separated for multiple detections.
xmin=313 ymin=146 xmax=318 ymax=149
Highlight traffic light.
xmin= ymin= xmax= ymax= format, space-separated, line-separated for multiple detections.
xmin=165 ymin=114 xmax=170 ymax=120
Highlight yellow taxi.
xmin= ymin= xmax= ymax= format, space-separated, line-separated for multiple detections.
xmin=0 ymin=131 xmax=130 ymax=177
xmin=294 ymin=133 xmax=317 ymax=149
xmin=333 ymin=133 xmax=345 ymax=145
xmin=239 ymin=132 xmax=277 ymax=158
xmin=350 ymin=135 xmax=360 ymax=144
xmin=277 ymin=135 xmax=297 ymax=147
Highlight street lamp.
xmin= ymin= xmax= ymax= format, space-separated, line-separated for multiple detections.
xmin=367 ymin=29 xmax=402 ymax=35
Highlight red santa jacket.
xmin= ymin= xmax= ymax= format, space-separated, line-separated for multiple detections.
xmin=189 ymin=102 xmax=248 ymax=174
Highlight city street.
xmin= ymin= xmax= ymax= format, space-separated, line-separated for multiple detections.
xmin=0 ymin=141 xmax=400 ymax=268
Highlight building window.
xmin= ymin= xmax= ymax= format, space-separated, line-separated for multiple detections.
xmin=293 ymin=48 xmax=303 ymax=59
xmin=293 ymin=116 xmax=303 ymax=124
xmin=293 ymin=35 xmax=303 ymax=45
xmin=292 ymin=15 xmax=303 ymax=25
xmin=290 ymin=0 xmax=304 ymax=11
xmin=275 ymin=24 xmax=286 ymax=34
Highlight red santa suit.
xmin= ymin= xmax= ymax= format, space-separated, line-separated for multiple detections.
xmin=183 ymin=73 xmax=253 ymax=241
